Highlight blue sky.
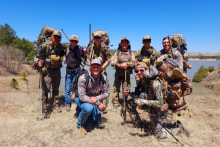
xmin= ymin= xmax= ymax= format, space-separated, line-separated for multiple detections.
xmin=1 ymin=0 xmax=219 ymax=52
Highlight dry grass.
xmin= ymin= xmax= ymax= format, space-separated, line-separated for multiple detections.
xmin=0 ymin=73 xmax=220 ymax=147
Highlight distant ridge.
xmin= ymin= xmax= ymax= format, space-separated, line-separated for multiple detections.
xmin=187 ymin=52 xmax=220 ymax=57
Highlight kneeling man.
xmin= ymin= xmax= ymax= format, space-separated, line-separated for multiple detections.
xmin=75 ymin=59 xmax=110 ymax=135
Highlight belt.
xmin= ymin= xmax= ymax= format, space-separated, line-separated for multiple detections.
xmin=67 ymin=66 xmax=81 ymax=74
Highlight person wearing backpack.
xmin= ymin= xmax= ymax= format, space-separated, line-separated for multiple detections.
xmin=86 ymin=31 xmax=111 ymax=113
xmin=111 ymin=37 xmax=135 ymax=109
xmin=64 ymin=35 xmax=87 ymax=112
xmin=37 ymin=30 xmax=66 ymax=114
xmin=135 ymin=35 xmax=156 ymax=82
xmin=75 ymin=59 xmax=110 ymax=135
xmin=123 ymin=62 xmax=190 ymax=138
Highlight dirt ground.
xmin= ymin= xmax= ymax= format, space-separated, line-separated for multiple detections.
xmin=0 ymin=68 xmax=220 ymax=147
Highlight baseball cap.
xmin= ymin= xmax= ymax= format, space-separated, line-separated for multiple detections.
xmin=121 ymin=37 xmax=129 ymax=42
xmin=143 ymin=35 xmax=151 ymax=40
xmin=53 ymin=30 xmax=62 ymax=37
xmin=91 ymin=59 xmax=101 ymax=65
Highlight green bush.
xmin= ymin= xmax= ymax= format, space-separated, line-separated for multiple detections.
xmin=19 ymin=72 xmax=28 ymax=80
xmin=10 ymin=78 xmax=19 ymax=88
xmin=192 ymin=66 xmax=215 ymax=82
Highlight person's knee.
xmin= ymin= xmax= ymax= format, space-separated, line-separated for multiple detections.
xmin=81 ymin=103 xmax=93 ymax=114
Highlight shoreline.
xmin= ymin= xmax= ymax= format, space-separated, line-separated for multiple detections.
xmin=189 ymin=58 xmax=218 ymax=61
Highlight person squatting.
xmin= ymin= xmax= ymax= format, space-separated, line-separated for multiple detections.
xmin=35 ymin=28 xmax=192 ymax=141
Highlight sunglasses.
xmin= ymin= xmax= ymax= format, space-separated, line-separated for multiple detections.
xmin=94 ymin=36 xmax=101 ymax=39
xmin=135 ymin=69 xmax=145 ymax=73
xmin=54 ymin=36 xmax=61 ymax=39
xmin=70 ymin=40 xmax=78 ymax=43
xmin=143 ymin=40 xmax=151 ymax=43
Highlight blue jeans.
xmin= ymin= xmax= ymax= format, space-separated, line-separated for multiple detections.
xmin=65 ymin=71 xmax=79 ymax=106
xmin=75 ymin=97 xmax=101 ymax=128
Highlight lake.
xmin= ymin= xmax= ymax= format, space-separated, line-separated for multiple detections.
xmin=59 ymin=60 xmax=220 ymax=94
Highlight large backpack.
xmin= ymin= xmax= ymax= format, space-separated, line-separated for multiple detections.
xmin=36 ymin=26 xmax=55 ymax=48
xmin=169 ymin=34 xmax=187 ymax=54
xmin=92 ymin=30 xmax=109 ymax=46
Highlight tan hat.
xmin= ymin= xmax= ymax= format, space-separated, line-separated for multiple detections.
xmin=143 ymin=35 xmax=151 ymax=40
xmin=135 ymin=62 xmax=148 ymax=69
xmin=53 ymin=30 xmax=62 ymax=37
xmin=70 ymin=35 xmax=78 ymax=41
xmin=121 ymin=37 xmax=129 ymax=42
xmin=93 ymin=32 xmax=101 ymax=37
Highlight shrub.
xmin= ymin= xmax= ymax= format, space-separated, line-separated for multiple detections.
xmin=10 ymin=78 xmax=19 ymax=88
xmin=20 ymin=72 xmax=28 ymax=80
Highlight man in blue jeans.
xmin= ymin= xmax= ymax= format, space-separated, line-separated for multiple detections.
xmin=75 ymin=59 xmax=110 ymax=135
xmin=65 ymin=35 xmax=86 ymax=112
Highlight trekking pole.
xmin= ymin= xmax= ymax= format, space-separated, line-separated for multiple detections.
xmin=40 ymin=68 xmax=44 ymax=120
xmin=123 ymin=69 xmax=127 ymax=123
xmin=143 ymin=107 xmax=184 ymax=146
xmin=36 ymin=68 xmax=41 ymax=121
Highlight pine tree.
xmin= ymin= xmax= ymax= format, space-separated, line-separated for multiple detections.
xmin=10 ymin=78 xmax=19 ymax=88
xmin=20 ymin=72 xmax=28 ymax=80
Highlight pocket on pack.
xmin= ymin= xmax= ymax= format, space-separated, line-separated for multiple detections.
xmin=50 ymin=55 xmax=61 ymax=68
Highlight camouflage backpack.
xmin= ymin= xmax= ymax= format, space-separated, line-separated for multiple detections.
xmin=36 ymin=26 xmax=55 ymax=48
xmin=92 ymin=30 xmax=109 ymax=46
xmin=169 ymin=34 xmax=187 ymax=54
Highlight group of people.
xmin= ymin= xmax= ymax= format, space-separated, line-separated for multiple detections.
xmin=35 ymin=29 xmax=191 ymax=139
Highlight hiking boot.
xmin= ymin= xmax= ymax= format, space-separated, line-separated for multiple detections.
xmin=113 ymin=104 xmax=119 ymax=109
xmin=54 ymin=106 xmax=62 ymax=113
xmin=103 ymin=108 xmax=108 ymax=114
xmin=66 ymin=105 xmax=70 ymax=112
xmin=172 ymin=68 xmax=187 ymax=79
xmin=183 ymin=60 xmax=192 ymax=69
xmin=79 ymin=127 xmax=87 ymax=135
xmin=177 ymin=120 xmax=190 ymax=137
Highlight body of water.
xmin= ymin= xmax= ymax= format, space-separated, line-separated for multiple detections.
xmin=59 ymin=60 xmax=220 ymax=94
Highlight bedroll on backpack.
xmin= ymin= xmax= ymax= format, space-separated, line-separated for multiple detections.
xmin=92 ymin=30 xmax=110 ymax=46
xmin=36 ymin=26 xmax=55 ymax=48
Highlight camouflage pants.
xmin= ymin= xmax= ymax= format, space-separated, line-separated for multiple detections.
xmin=151 ymin=114 xmax=180 ymax=139
xmin=42 ymin=68 xmax=61 ymax=111
xmin=113 ymin=74 xmax=131 ymax=105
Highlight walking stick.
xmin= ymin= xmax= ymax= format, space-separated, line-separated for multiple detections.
xmin=36 ymin=68 xmax=43 ymax=120
xmin=36 ymin=68 xmax=41 ymax=120
xmin=122 ymin=69 xmax=127 ymax=123
xmin=40 ymin=68 xmax=44 ymax=120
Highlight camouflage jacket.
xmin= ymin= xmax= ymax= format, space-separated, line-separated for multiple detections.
xmin=35 ymin=41 xmax=66 ymax=72
xmin=111 ymin=50 xmax=135 ymax=76
xmin=133 ymin=79 xmax=164 ymax=108
xmin=87 ymin=43 xmax=111 ymax=65
xmin=78 ymin=69 xmax=110 ymax=106
xmin=155 ymin=48 xmax=183 ymax=70
xmin=136 ymin=46 xmax=156 ymax=64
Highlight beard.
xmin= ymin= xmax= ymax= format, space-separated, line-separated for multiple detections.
xmin=51 ymin=35 xmax=60 ymax=48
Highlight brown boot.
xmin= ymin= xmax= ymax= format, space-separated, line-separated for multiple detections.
xmin=66 ymin=105 xmax=70 ymax=112
xmin=79 ymin=127 xmax=87 ymax=135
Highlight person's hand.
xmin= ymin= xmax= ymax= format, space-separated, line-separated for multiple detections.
xmin=83 ymin=48 xmax=86 ymax=52
xmin=135 ymin=77 xmax=140 ymax=82
xmin=135 ymin=100 xmax=141 ymax=106
xmin=120 ymin=63 xmax=128 ymax=69
xmin=38 ymin=60 xmax=44 ymax=67
xmin=89 ymin=97 xmax=98 ymax=104
xmin=123 ymin=90 xmax=129 ymax=97
xmin=98 ymin=103 xmax=105 ymax=111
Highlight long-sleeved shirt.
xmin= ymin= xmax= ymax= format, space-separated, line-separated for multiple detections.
xmin=65 ymin=45 xmax=87 ymax=73
xmin=77 ymin=69 xmax=110 ymax=106
xmin=134 ymin=79 xmax=164 ymax=108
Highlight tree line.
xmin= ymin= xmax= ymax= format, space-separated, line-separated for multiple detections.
xmin=192 ymin=66 xmax=215 ymax=82
xmin=190 ymin=56 xmax=220 ymax=60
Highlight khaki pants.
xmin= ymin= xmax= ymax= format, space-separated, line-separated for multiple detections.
xmin=112 ymin=74 xmax=131 ymax=105
xmin=42 ymin=68 xmax=61 ymax=110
